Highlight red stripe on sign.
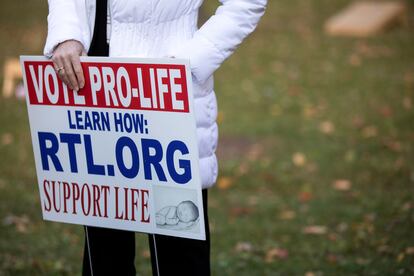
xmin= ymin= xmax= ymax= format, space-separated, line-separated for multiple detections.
xmin=24 ymin=61 xmax=190 ymax=113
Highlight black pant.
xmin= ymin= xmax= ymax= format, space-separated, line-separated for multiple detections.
xmin=82 ymin=190 xmax=210 ymax=276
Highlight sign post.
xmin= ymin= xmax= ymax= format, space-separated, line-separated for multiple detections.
xmin=21 ymin=56 xmax=205 ymax=240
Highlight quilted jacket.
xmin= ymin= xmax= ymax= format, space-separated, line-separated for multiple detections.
xmin=44 ymin=0 xmax=267 ymax=188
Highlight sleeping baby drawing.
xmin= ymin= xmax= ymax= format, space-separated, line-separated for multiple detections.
xmin=155 ymin=200 xmax=200 ymax=231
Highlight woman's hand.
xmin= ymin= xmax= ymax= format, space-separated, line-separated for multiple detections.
xmin=51 ymin=40 xmax=87 ymax=91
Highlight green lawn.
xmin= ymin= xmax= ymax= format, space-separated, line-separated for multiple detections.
xmin=1 ymin=0 xmax=413 ymax=275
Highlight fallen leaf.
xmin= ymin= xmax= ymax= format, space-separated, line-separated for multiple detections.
xmin=303 ymin=225 xmax=327 ymax=235
xmin=247 ymin=144 xmax=263 ymax=162
xmin=235 ymin=242 xmax=253 ymax=253
xmin=141 ymin=250 xmax=151 ymax=259
xmin=53 ymin=260 xmax=64 ymax=271
xmin=319 ymin=121 xmax=335 ymax=134
xmin=401 ymin=202 xmax=412 ymax=211
xmin=303 ymin=106 xmax=317 ymax=119
xmin=364 ymin=213 xmax=376 ymax=222
xmin=270 ymin=104 xmax=282 ymax=117
xmin=349 ymin=54 xmax=361 ymax=66
xmin=328 ymin=233 xmax=338 ymax=241
xmin=279 ymin=210 xmax=296 ymax=220
xmin=378 ymin=105 xmax=393 ymax=118
xmin=336 ymin=222 xmax=348 ymax=233
xmin=298 ymin=191 xmax=313 ymax=203
xmin=405 ymin=247 xmax=414 ymax=255
xmin=217 ymin=111 xmax=224 ymax=124
xmin=397 ymin=252 xmax=405 ymax=263
xmin=217 ymin=177 xmax=233 ymax=190
xmin=1 ymin=133 xmax=13 ymax=146
xmin=0 ymin=179 xmax=5 ymax=189
xmin=355 ymin=42 xmax=393 ymax=58
xmin=299 ymin=204 xmax=310 ymax=213
xmin=332 ymin=179 xmax=352 ymax=191
xmin=344 ymin=150 xmax=355 ymax=162
xmin=259 ymin=173 xmax=275 ymax=182
xmin=377 ymin=245 xmax=391 ymax=254
xmin=236 ymin=162 xmax=249 ymax=176
xmin=247 ymin=196 xmax=258 ymax=206
xmin=229 ymin=207 xmax=252 ymax=217
xmin=394 ymin=157 xmax=405 ymax=169
xmin=260 ymin=157 xmax=271 ymax=168
xmin=305 ymin=162 xmax=318 ymax=173
xmin=3 ymin=214 xmax=30 ymax=233
xmin=292 ymin=152 xmax=306 ymax=167
xmin=383 ymin=139 xmax=402 ymax=152
xmin=326 ymin=253 xmax=338 ymax=264
xmin=404 ymin=72 xmax=414 ymax=87
xmin=265 ymin=248 xmax=289 ymax=262
xmin=241 ymin=79 xmax=255 ymax=93
xmin=351 ymin=115 xmax=365 ymax=128
xmin=361 ymin=125 xmax=378 ymax=138
xmin=403 ymin=97 xmax=412 ymax=110
xmin=356 ymin=258 xmax=370 ymax=265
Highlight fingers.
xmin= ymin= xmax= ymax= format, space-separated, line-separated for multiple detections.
xmin=52 ymin=52 xmax=83 ymax=91
xmin=71 ymin=54 xmax=85 ymax=89
xmin=63 ymin=57 xmax=80 ymax=91
xmin=51 ymin=40 xmax=86 ymax=91
xmin=52 ymin=56 xmax=71 ymax=88
xmin=52 ymin=53 xmax=78 ymax=90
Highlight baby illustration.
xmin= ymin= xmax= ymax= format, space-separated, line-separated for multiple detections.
xmin=156 ymin=200 xmax=199 ymax=228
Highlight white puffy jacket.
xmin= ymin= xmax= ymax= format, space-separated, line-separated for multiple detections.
xmin=44 ymin=0 xmax=267 ymax=189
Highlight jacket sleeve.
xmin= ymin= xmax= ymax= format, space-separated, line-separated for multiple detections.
xmin=175 ymin=0 xmax=267 ymax=84
xmin=44 ymin=0 xmax=91 ymax=57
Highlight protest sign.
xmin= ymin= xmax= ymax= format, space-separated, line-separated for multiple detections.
xmin=20 ymin=56 xmax=205 ymax=240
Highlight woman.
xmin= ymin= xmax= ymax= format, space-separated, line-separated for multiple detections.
xmin=45 ymin=0 xmax=266 ymax=275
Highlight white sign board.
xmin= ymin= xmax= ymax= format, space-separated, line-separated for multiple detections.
xmin=21 ymin=56 xmax=205 ymax=240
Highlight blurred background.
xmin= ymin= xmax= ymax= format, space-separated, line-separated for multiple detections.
xmin=0 ymin=0 xmax=413 ymax=275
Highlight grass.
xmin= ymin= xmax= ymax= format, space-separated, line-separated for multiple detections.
xmin=1 ymin=0 xmax=414 ymax=275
